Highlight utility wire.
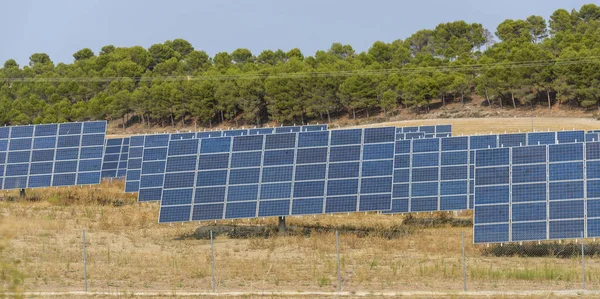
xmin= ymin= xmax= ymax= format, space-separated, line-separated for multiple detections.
xmin=1 ymin=56 xmax=599 ymax=83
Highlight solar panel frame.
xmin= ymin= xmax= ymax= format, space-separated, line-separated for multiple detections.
xmin=102 ymin=138 xmax=124 ymax=178
xmin=586 ymin=132 xmax=600 ymax=142
xmin=133 ymin=125 xmax=329 ymax=198
xmin=158 ymin=127 xmax=396 ymax=223
xmin=473 ymin=142 xmax=590 ymax=243
xmin=389 ymin=136 xmax=470 ymax=214
xmin=0 ymin=121 xmax=106 ymax=190
xmin=386 ymin=130 xmax=585 ymax=214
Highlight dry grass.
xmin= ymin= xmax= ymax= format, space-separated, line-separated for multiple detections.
xmin=107 ymin=116 xmax=600 ymax=140
xmin=1 ymin=181 xmax=599 ymax=296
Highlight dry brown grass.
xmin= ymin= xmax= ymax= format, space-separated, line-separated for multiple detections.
xmin=1 ymin=181 xmax=599 ymax=296
xmin=107 ymin=116 xmax=600 ymax=139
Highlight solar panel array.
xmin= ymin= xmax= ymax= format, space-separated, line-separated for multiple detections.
xmin=0 ymin=121 xmax=106 ymax=189
xmin=8 ymin=119 xmax=600 ymax=244
xmin=396 ymin=125 xmax=452 ymax=140
xmin=101 ymin=137 xmax=129 ymax=178
xmin=125 ymin=125 xmax=329 ymax=198
xmin=473 ymin=142 xmax=600 ymax=243
xmin=158 ymin=127 xmax=397 ymax=223
xmin=386 ymin=130 xmax=586 ymax=214
xmin=130 ymin=124 xmax=453 ymax=201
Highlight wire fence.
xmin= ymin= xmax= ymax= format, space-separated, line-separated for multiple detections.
xmin=6 ymin=216 xmax=600 ymax=296
xmin=62 ymin=230 xmax=600 ymax=293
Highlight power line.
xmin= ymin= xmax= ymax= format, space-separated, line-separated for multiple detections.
xmin=1 ymin=56 xmax=599 ymax=83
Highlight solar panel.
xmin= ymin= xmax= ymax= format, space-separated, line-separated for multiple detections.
xmin=158 ymin=127 xmax=396 ymax=223
xmin=0 ymin=121 xmax=106 ymax=190
xmin=473 ymin=142 xmax=590 ymax=243
xmin=130 ymin=124 xmax=444 ymax=195
xmin=403 ymin=132 xmax=426 ymax=140
xmin=389 ymin=136 xmax=470 ymax=213
xmin=124 ymin=135 xmax=144 ymax=192
xmin=527 ymin=131 xmax=555 ymax=145
xmin=386 ymin=130 xmax=586 ymax=214
xmin=101 ymin=137 xmax=129 ymax=178
xmin=138 ymin=134 xmax=179 ymax=201
xmin=129 ymin=125 xmax=329 ymax=198
xmin=586 ymin=132 xmax=600 ymax=142
xmin=302 ymin=124 xmax=328 ymax=132
xmin=395 ymin=124 xmax=452 ymax=138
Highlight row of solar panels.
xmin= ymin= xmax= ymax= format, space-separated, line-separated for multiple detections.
xmin=121 ymin=125 xmax=450 ymax=198
xmin=157 ymin=127 xmax=397 ymax=222
xmin=0 ymin=122 xmax=448 ymax=191
xmin=102 ymin=128 xmax=595 ymax=184
xmin=0 ymin=121 xmax=107 ymax=189
xmin=152 ymin=129 xmax=591 ymax=223
xmin=473 ymin=141 xmax=600 ymax=244
xmin=5 ymin=120 xmax=600 ymax=245
xmin=388 ymin=130 xmax=592 ymax=214
xmin=100 ymin=125 xmax=329 ymax=179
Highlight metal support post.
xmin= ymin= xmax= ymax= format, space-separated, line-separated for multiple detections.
xmin=336 ymin=230 xmax=341 ymax=292
xmin=582 ymin=232 xmax=585 ymax=290
xmin=82 ymin=229 xmax=88 ymax=292
xmin=210 ymin=230 xmax=216 ymax=293
xmin=278 ymin=216 xmax=286 ymax=234
xmin=462 ymin=231 xmax=466 ymax=292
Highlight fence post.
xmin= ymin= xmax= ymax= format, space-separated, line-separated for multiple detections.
xmin=462 ymin=231 xmax=466 ymax=292
xmin=82 ymin=229 xmax=88 ymax=292
xmin=582 ymin=232 xmax=585 ymax=290
xmin=210 ymin=230 xmax=216 ymax=293
xmin=336 ymin=230 xmax=341 ymax=292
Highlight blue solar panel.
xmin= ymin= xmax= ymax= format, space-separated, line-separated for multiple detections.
xmin=403 ymin=132 xmax=426 ymax=140
xmin=0 ymin=121 xmax=106 ymax=190
xmin=388 ymin=136 xmax=470 ymax=214
xmin=395 ymin=124 xmax=452 ymax=136
xmin=528 ymin=131 xmax=556 ymax=145
xmin=473 ymin=142 xmax=591 ymax=243
xmin=587 ymin=133 xmax=600 ymax=142
xmin=158 ymin=127 xmax=396 ymax=223
xmin=302 ymin=124 xmax=328 ymax=132
xmin=499 ymin=133 xmax=526 ymax=147
xmin=387 ymin=131 xmax=586 ymax=214
xmin=130 ymin=125 xmax=328 ymax=198
xmin=401 ymin=126 xmax=419 ymax=133
xmin=101 ymin=138 xmax=129 ymax=178
xmin=557 ymin=130 xmax=585 ymax=143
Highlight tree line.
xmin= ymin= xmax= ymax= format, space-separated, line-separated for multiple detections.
xmin=0 ymin=4 xmax=599 ymax=127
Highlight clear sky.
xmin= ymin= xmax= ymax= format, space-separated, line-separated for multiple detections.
xmin=1 ymin=0 xmax=593 ymax=66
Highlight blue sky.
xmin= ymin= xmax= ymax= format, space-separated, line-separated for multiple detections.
xmin=1 ymin=0 xmax=593 ymax=66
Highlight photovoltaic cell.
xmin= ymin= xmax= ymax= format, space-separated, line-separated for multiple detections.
xmin=473 ymin=142 xmax=591 ymax=243
xmin=129 ymin=125 xmax=329 ymax=197
xmin=388 ymin=136 xmax=470 ymax=214
xmin=586 ymin=133 xmax=600 ymax=142
xmin=158 ymin=127 xmax=396 ymax=223
xmin=0 ymin=121 xmax=106 ymax=190
xmin=101 ymin=137 xmax=129 ymax=178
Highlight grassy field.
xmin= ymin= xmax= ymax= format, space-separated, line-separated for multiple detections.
xmin=3 ymin=117 xmax=600 ymax=297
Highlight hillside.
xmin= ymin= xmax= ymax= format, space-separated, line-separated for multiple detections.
xmin=1 ymin=4 xmax=600 ymax=130
xmin=2 ymin=115 xmax=600 ymax=297
xmin=105 ymin=96 xmax=600 ymax=136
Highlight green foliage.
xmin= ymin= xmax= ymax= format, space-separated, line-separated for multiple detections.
xmin=0 ymin=4 xmax=599 ymax=128
xmin=73 ymin=48 xmax=95 ymax=61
